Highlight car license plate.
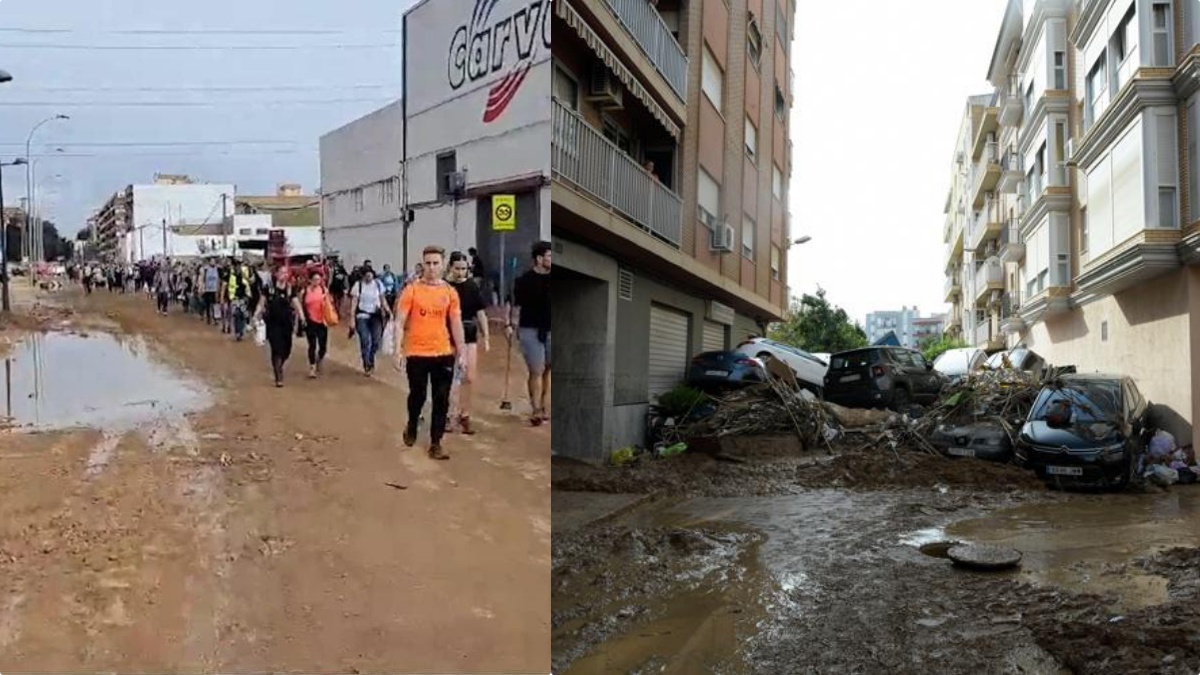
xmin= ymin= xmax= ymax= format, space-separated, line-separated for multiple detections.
xmin=840 ymin=374 xmax=861 ymax=383
xmin=705 ymin=370 xmax=729 ymax=377
xmin=947 ymin=447 xmax=976 ymax=458
xmin=1047 ymin=465 xmax=1083 ymax=476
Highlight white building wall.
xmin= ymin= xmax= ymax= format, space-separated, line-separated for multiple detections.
xmin=319 ymin=100 xmax=405 ymax=269
xmin=403 ymin=0 xmax=551 ymax=274
xmin=129 ymin=183 xmax=234 ymax=260
xmin=1086 ymin=116 xmax=1144 ymax=256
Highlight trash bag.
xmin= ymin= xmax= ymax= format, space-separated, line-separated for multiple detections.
xmin=1149 ymin=430 xmax=1176 ymax=459
xmin=1145 ymin=464 xmax=1179 ymax=487
xmin=658 ymin=442 xmax=687 ymax=458
xmin=610 ymin=446 xmax=637 ymax=467
xmin=253 ymin=318 xmax=266 ymax=347
xmin=381 ymin=321 xmax=396 ymax=356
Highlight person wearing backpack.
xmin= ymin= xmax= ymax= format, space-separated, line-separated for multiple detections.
xmin=349 ymin=267 xmax=391 ymax=376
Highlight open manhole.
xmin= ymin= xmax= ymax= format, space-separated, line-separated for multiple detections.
xmin=918 ymin=540 xmax=962 ymax=559
xmin=947 ymin=544 xmax=1023 ymax=571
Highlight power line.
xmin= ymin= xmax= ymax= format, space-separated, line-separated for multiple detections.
xmin=0 ymin=98 xmax=394 ymax=107
xmin=0 ymin=140 xmax=305 ymax=147
xmin=0 ymin=42 xmax=394 ymax=50
xmin=13 ymin=84 xmax=394 ymax=92
xmin=0 ymin=27 xmax=402 ymax=36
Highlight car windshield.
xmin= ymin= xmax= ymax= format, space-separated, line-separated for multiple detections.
xmin=1030 ymin=381 xmax=1121 ymax=424
xmin=987 ymin=349 xmax=1030 ymax=370
xmin=830 ymin=350 xmax=874 ymax=370
xmin=934 ymin=350 xmax=971 ymax=374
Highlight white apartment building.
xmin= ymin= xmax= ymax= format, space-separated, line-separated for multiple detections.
xmin=319 ymin=100 xmax=406 ymax=269
xmin=946 ymin=0 xmax=1200 ymax=449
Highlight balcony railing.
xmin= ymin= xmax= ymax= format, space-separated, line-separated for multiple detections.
xmin=604 ymin=0 xmax=688 ymax=100
xmin=552 ymin=99 xmax=683 ymax=248
xmin=974 ymin=320 xmax=992 ymax=346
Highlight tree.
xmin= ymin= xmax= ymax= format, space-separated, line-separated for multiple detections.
xmin=38 ymin=220 xmax=73 ymax=261
xmin=75 ymin=227 xmax=91 ymax=242
xmin=769 ymin=288 xmax=868 ymax=353
xmin=922 ymin=335 xmax=969 ymax=363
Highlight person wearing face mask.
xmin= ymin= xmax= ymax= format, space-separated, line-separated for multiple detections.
xmin=254 ymin=266 xmax=305 ymax=387
xmin=446 ymin=251 xmax=490 ymax=435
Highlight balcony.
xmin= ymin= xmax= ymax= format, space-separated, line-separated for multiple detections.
xmin=997 ymin=151 xmax=1023 ymax=194
xmin=999 ymin=85 xmax=1023 ymax=127
xmin=971 ymin=104 xmax=999 ymax=160
xmin=603 ymin=0 xmax=688 ymax=100
xmin=968 ymin=194 xmax=1002 ymax=252
xmin=973 ymin=257 xmax=1004 ymax=305
xmin=945 ymin=270 xmax=962 ymax=302
xmin=999 ymin=223 xmax=1025 ymax=263
xmin=1001 ymin=290 xmax=1027 ymax=334
xmin=971 ymin=141 xmax=1001 ymax=209
xmin=551 ymin=99 xmax=683 ymax=247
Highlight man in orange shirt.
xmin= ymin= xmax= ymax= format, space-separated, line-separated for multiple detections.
xmin=392 ymin=245 xmax=467 ymax=460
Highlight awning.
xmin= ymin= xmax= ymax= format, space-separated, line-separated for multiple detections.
xmin=557 ymin=0 xmax=680 ymax=139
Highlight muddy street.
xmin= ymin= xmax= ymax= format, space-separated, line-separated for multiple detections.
xmin=553 ymin=445 xmax=1200 ymax=674
xmin=0 ymin=286 xmax=550 ymax=671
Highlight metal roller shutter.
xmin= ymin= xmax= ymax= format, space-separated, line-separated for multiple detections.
xmin=701 ymin=320 xmax=726 ymax=353
xmin=648 ymin=305 xmax=690 ymax=401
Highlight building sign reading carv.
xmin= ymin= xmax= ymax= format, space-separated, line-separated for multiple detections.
xmin=448 ymin=0 xmax=551 ymax=123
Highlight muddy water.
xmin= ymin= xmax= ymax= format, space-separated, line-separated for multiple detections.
xmin=943 ymin=489 xmax=1200 ymax=610
xmin=2 ymin=331 xmax=211 ymax=432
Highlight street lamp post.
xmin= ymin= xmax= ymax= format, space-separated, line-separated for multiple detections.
xmin=25 ymin=114 xmax=68 ymax=265
xmin=1 ymin=158 xmax=29 ymax=313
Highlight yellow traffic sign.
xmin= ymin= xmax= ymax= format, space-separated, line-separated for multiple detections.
xmin=491 ymin=194 xmax=516 ymax=231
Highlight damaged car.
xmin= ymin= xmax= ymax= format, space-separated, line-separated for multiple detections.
xmin=1014 ymin=373 xmax=1150 ymax=488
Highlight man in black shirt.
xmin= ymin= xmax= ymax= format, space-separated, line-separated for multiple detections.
xmin=505 ymin=241 xmax=551 ymax=426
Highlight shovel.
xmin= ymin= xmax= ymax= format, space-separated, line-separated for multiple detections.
xmin=500 ymin=334 xmax=514 ymax=411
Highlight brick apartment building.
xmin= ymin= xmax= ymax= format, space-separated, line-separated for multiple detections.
xmin=552 ymin=0 xmax=797 ymax=460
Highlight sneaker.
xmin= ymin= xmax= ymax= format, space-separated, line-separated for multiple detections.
xmin=402 ymin=425 xmax=417 ymax=447
xmin=428 ymin=444 xmax=449 ymax=461
xmin=459 ymin=416 xmax=476 ymax=435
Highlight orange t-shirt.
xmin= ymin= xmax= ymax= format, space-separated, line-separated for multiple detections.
xmin=302 ymin=287 xmax=328 ymax=325
xmin=399 ymin=282 xmax=461 ymax=357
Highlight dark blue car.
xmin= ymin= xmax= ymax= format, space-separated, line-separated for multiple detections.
xmin=686 ymin=351 xmax=767 ymax=392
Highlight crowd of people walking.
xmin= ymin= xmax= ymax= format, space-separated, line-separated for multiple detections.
xmin=69 ymin=241 xmax=552 ymax=460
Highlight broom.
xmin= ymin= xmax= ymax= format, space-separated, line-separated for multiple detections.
xmin=500 ymin=332 xmax=514 ymax=411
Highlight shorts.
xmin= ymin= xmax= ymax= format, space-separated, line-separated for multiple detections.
xmin=518 ymin=327 xmax=550 ymax=375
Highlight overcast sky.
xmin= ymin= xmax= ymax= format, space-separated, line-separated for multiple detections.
xmin=789 ymin=0 xmax=1009 ymax=328
xmin=0 ymin=0 xmax=413 ymax=236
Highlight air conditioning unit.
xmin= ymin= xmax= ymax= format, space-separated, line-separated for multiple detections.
xmin=587 ymin=64 xmax=624 ymax=109
xmin=710 ymin=220 xmax=735 ymax=252
xmin=443 ymin=170 xmax=467 ymax=197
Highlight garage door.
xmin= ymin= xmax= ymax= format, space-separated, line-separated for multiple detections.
xmin=648 ymin=305 xmax=690 ymax=401
xmin=702 ymin=320 xmax=727 ymax=353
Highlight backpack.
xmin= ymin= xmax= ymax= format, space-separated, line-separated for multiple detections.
xmin=354 ymin=279 xmax=386 ymax=315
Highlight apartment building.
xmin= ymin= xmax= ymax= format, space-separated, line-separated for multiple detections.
xmin=946 ymin=0 xmax=1200 ymax=449
xmin=93 ymin=174 xmax=236 ymax=263
xmin=552 ymin=0 xmax=797 ymax=461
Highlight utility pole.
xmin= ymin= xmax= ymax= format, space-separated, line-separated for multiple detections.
xmin=161 ymin=218 xmax=167 ymax=259
xmin=221 ymin=193 xmax=229 ymax=252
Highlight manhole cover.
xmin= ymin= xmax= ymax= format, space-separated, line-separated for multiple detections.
xmin=947 ymin=544 xmax=1023 ymax=571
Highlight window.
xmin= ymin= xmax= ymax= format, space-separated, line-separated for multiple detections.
xmin=697 ymin=169 xmax=721 ymax=222
xmin=1053 ymin=51 xmax=1066 ymax=89
xmin=770 ymin=244 xmax=781 ymax=280
xmin=1053 ymin=121 xmax=1066 ymax=184
xmin=1025 ymin=80 xmax=1034 ymax=114
xmin=1081 ymin=207 xmax=1089 ymax=255
xmin=747 ymin=16 xmax=762 ymax=67
xmin=352 ymin=188 xmax=364 ymax=211
xmin=602 ymin=115 xmax=631 ymax=154
xmin=381 ymin=178 xmax=396 ymax=205
xmin=435 ymin=150 xmax=457 ymax=200
xmin=772 ymin=164 xmax=784 ymax=200
xmin=1101 ymin=320 xmax=1109 ymax=342
xmin=552 ymin=62 xmax=579 ymax=109
xmin=1113 ymin=5 xmax=1137 ymax=90
xmin=701 ymin=46 xmax=724 ymax=111
xmin=744 ymin=117 xmax=757 ymax=159
xmin=775 ymin=0 xmax=788 ymax=43
xmin=1153 ymin=2 xmax=1173 ymax=66
xmin=742 ymin=216 xmax=756 ymax=259
xmin=238 ymin=228 xmax=251 ymax=235
xmin=1160 ymin=187 xmax=1178 ymax=227
xmin=774 ymin=82 xmax=786 ymax=118
xmin=1086 ymin=53 xmax=1108 ymax=129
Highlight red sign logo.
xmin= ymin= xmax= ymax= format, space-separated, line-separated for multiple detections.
xmin=448 ymin=0 xmax=551 ymax=123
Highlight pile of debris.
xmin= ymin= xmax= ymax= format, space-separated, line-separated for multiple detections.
xmin=912 ymin=368 xmax=1046 ymax=437
xmin=683 ymin=379 xmax=838 ymax=451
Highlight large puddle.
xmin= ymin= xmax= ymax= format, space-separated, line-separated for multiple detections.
xmin=941 ymin=489 xmax=1200 ymax=610
xmin=1 ymin=331 xmax=211 ymax=433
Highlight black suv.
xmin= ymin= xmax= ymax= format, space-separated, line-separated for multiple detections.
xmin=824 ymin=347 xmax=948 ymax=410
xmin=1015 ymin=374 xmax=1150 ymax=488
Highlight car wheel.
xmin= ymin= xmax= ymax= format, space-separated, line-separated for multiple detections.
xmin=756 ymin=351 xmax=773 ymax=362
xmin=891 ymin=387 xmax=911 ymax=411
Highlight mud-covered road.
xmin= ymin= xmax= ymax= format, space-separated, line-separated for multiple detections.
xmin=553 ymin=438 xmax=1200 ymax=674
xmin=0 ymin=285 xmax=550 ymax=671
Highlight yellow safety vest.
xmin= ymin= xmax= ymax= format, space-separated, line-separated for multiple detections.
xmin=227 ymin=272 xmax=240 ymax=300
